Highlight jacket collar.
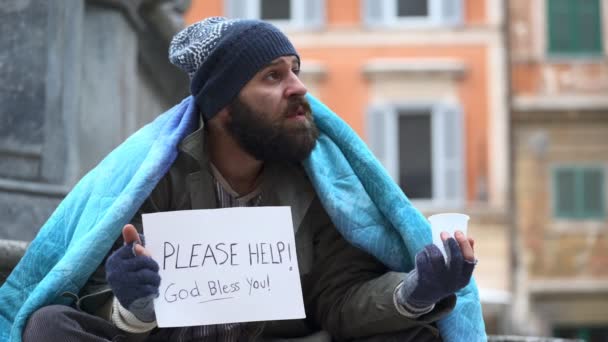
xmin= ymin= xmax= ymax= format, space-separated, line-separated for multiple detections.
xmin=261 ymin=162 xmax=316 ymax=233
xmin=178 ymin=123 xmax=315 ymax=233
xmin=178 ymin=120 xmax=209 ymax=166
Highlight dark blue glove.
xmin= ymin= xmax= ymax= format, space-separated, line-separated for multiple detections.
xmin=397 ymin=237 xmax=476 ymax=310
xmin=106 ymin=241 xmax=161 ymax=322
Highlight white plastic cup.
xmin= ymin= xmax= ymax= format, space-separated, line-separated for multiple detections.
xmin=427 ymin=213 xmax=470 ymax=260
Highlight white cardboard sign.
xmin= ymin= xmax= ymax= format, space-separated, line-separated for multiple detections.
xmin=142 ymin=207 xmax=305 ymax=328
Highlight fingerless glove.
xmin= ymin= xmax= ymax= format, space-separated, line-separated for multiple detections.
xmin=106 ymin=242 xmax=161 ymax=322
xmin=396 ymin=238 xmax=476 ymax=309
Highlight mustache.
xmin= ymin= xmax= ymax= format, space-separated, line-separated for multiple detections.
xmin=285 ymin=96 xmax=312 ymax=117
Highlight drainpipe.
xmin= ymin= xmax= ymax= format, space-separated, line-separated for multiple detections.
xmin=502 ymin=0 xmax=523 ymax=335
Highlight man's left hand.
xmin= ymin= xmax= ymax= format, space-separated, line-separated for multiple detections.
xmin=396 ymin=231 xmax=477 ymax=311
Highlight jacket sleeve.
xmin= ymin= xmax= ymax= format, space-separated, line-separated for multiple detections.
xmin=303 ymin=198 xmax=456 ymax=340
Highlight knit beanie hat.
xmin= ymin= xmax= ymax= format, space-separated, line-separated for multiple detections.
xmin=169 ymin=17 xmax=299 ymax=121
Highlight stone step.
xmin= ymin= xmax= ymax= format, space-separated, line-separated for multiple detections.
xmin=0 ymin=239 xmax=28 ymax=285
xmin=488 ymin=336 xmax=583 ymax=342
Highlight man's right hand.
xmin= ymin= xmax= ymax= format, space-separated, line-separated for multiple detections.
xmin=105 ymin=224 xmax=160 ymax=322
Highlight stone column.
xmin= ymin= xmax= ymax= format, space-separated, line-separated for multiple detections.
xmin=0 ymin=0 xmax=189 ymax=269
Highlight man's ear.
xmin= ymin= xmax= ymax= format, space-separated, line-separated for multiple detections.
xmin=215 ymin=106 xmax=231 ymax=123
xmin=206 ymin=107 xmax=231 ymax=131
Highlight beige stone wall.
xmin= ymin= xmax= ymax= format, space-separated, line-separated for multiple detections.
xmin=514 ymin=111 xmax=608 ymax=280
xmin=509 ymin=0 xmax=608 ymax=335
xmin=509 ymin=0 xmax=536 ymax=61
xmin=469 ymin=217 xmax=510 ymax=293
xmin=533 ymin=292 xmax=608 ymax=332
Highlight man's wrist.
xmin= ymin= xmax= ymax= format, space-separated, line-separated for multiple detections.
xmin=127 ymin=295 xmax=156 ymax=323
xmin=393 ymin=281 xmax=435 ymax=318
xmin=112 ymin=297 xmax=157 ymax=333
xmin=396 ymin=268 xmax=437 ymax=308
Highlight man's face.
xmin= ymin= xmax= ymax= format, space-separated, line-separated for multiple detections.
xmin=225 ymin=56 xmax=319 ymax=163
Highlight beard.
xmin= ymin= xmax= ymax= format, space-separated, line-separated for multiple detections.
xmin=226 ymin=96 xmax=319 ymax=163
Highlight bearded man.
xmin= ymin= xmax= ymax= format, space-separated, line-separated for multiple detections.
xmin=20 ymin=17 xmax=476 ymax=342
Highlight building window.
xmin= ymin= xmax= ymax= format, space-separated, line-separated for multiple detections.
xmin=366 ymin=103 xmax=465 ymax=207
xmin=553 ymin=166 xmax=606 ymax=219
xmin=260 ymin=0 xmax=291 ymax=20
xmin=363 ymin=0 xmax=463 ymax=28
xmin=547 ymin=0 xmax=604 ymax=56
xmin=225 ymin=0 xmax=324 ymax=29
xmin=397 ymin=0 xmax=430 ymax=17
xmin=398 ymin=112 xmax=433 ymax=198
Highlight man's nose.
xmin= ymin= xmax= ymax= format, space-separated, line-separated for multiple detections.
xmin=285 ymin=73 xmax=307 ymax=97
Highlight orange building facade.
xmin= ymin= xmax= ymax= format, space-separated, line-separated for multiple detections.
xmin=185 ymin=0 xmax=511 ymax=333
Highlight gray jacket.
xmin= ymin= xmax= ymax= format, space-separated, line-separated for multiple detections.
xmin=77 ymin=126 xmax=455 ymax=341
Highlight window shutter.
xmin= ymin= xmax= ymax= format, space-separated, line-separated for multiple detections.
xmin=548 ymin=0 xmax=575 ymax=53
xmin=582 ymin=168 xmax=605 ymax=217
xmin=577 ymin=0 xmax=603 ymax=54
xmin=366 ymin=106 xmax=388 ymax=167
xmin=435 ymin=104 xmax=465 ymax=204
xmin=225 ymin=0 xmax=249 ymax=18
xmin=363 ymin=0 xmax=385 ymax=27
xmin=554 ymin=168 xmax=577 ymax=217
xmin=366 ymin=106 xmax=398 ymax=180
xmin=302 ymin=0 xmax=325 ymax=28
xmin=440 ymin=0 xmax=463 ymax=26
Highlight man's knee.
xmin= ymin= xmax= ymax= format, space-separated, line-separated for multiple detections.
xmin=351 ymin=326 xmax=442 ymax=342
xmin=27 ymin=305 xmax=75 ymax=326
xmin=22 ymin=305 xmax=95 ymax=342
xmin=23 ymin=304 xmax=124 ymax=342
xmin=22 ymin=305 xmax=80 ymax=341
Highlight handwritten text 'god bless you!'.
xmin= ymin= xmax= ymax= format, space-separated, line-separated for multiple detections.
xmin=161 ymin=241 xmax=295 ymax=304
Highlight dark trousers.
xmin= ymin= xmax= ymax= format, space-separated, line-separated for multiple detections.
xmin=22 ymin=304 xmax=442 ymax=342
xmin=351 ymin=329 xmax=442 ymax=342
xmin=22 ymin=305 xmax=127 ymax=342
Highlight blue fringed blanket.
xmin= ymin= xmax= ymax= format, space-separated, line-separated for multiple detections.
xmin=0 ymin=95 xmax=486 ymax=341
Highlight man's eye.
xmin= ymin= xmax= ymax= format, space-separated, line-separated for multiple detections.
xmin=292 ymin=68 xmax=301 ymax=76
xmin=265 ymin=71 xmax=280 ymax=81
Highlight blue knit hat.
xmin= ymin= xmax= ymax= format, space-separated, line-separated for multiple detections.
xmin=169 ymin=17 xmax=299 ymax=120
